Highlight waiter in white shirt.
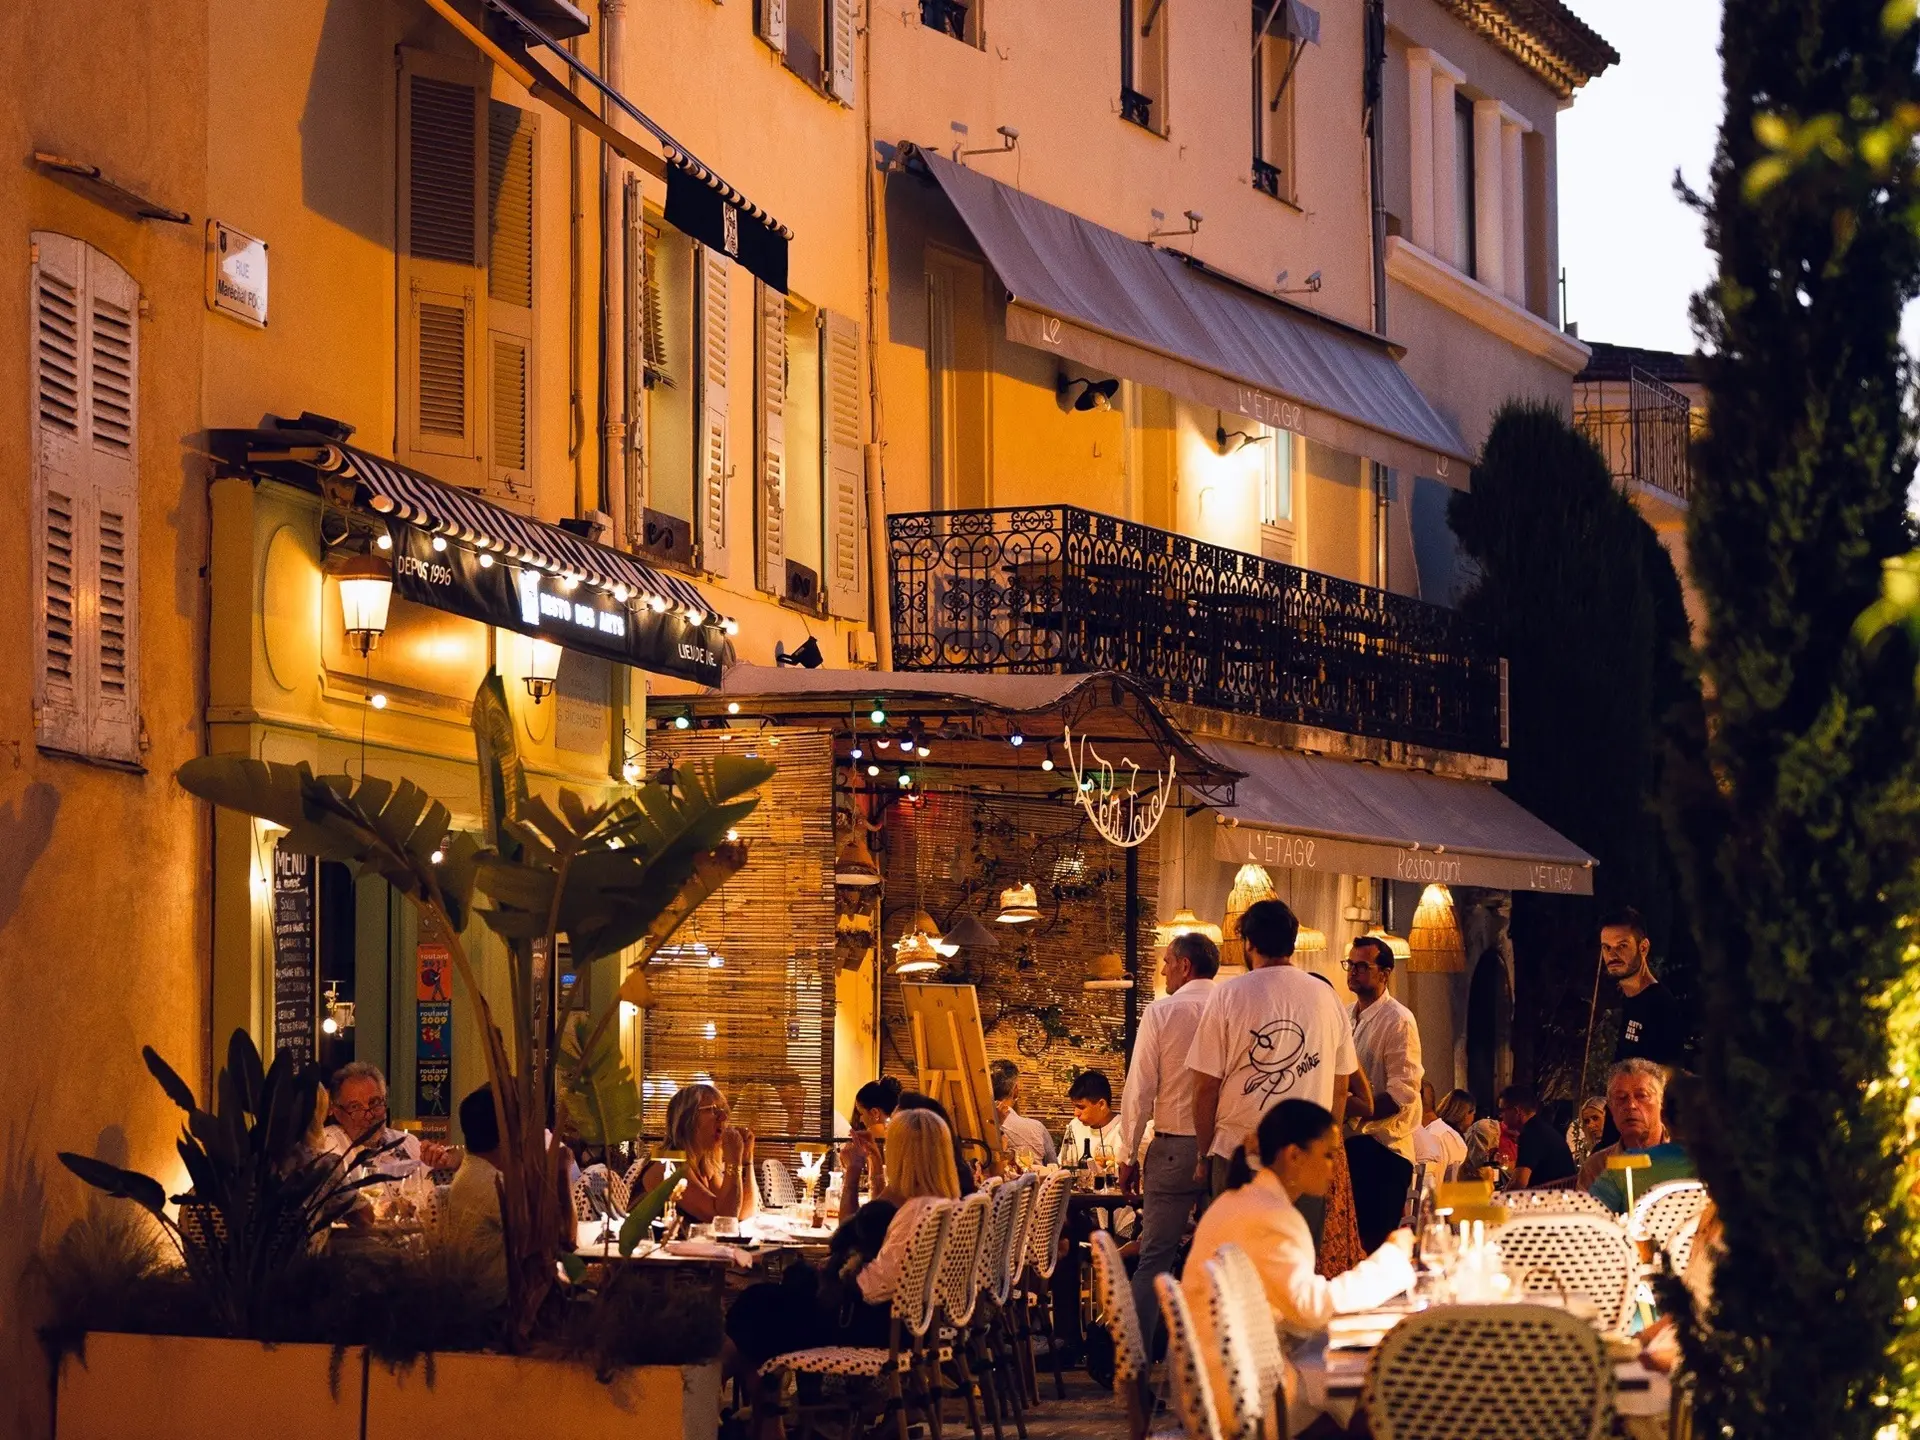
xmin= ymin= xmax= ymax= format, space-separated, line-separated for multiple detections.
xmin=1342 ymin=935 xmax=1424 ymax=1251
xmin=1117 ymin=931 xmax=1220 ymax=1350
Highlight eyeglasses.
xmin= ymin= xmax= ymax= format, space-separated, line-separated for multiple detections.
xmin=696 ymin=1103 xmax=731 ymax=1120
xmin=335 ymin=1098 xmax=387 ymax=1118
xmin=1339 ymin=960 xmax=1379 ymax=973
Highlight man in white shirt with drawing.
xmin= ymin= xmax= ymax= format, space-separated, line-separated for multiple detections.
xmin=1187 ymin=898 xmax=1357 ymax=1246
xmin=1342 ymin=934 xmax=1424 ymax=1251
xmin=1116 ymin=930 xmax=1220 ymax=1351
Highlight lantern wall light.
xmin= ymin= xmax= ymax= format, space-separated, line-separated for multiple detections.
xmin=337 ymin=553 xmax=394 ymax=656
xmin=523 ymin=637 xmax=564 ymax=703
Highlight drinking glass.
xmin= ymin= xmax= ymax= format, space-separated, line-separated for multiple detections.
xmin=712 ymin=1215 xmax=740 ymax=1239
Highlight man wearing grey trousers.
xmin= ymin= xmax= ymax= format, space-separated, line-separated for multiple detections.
xmin=1118 ymin=931 xmax=1220 ymax=1356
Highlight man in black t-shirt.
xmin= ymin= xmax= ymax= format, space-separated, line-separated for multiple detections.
xmin=1498 ymin=1086 xmax=1576 ymax=1187
xmin=1600 ymin=906 xmax=1689 ymax=1069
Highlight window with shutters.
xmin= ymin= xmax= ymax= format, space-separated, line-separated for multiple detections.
xmin=696 ymin=245 xmax=733 ymax=576
xmin=397 ymin=50 xmax=538 ymax=504
xmin=821 ymin=309 xmax=866 ymax=622
xmin=31 ymin=232 xmax=142 ymax=767
xmin=1252 ymin=2 xmax=1299 ymax=202
xmin=763 ymin=290 xmax=825 ymax=602
xmin=641 ymin=221 xmax=698 ymax=529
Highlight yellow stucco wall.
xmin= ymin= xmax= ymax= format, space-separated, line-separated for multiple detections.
xmin=2 ymin=5 xmax=211 ymax=1436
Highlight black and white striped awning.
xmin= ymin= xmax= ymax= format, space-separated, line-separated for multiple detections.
xmin=340 ymin=447 xmax=715 ymax=620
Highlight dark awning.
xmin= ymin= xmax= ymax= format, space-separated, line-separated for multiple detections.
xmin=1201 ymin=738 xmax=1596 ymax=895
xmin=908 ymin=148 xmax=1472 ymax=482
xmin=420 ymin=0 xmax=791 ymax=291
xmin=210 ymin=423 xmax=734 ymax=685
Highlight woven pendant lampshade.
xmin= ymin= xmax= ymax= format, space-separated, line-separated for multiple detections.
xmin=834 ymin=832 xmax=882 ymax=887
xmin=1082 ymin=951 xmax=1134 ymax=990
xmin=1294 ymin=926 xmax=1328 ymax=954
xmin=1407 ymin=883 xmax=1465 ymax=973
xmin=891 ymin=927 xmax=942 ymax=975
xmin=1220 ymin=861 xmax=1276 ymax=970
xmin=909 ymin=910 xmax=960 ymax=957
xmin=1154 ymin=906 xmax=1223 ymax=948
xmin=996 ymin=882 xmax=1041 ymax=924
xmin=1367 ymin=928 xmax=1413 ymax=962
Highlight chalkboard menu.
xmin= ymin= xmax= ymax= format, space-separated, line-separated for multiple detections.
xmin=271 ymin=846 xmax=318 ymax=1064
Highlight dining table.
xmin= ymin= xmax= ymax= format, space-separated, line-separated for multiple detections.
xmin=1292 ymin=1302 xmax=1672 ymax=1439
xmin=571 ymin=1210 xmax=837 ymax=1287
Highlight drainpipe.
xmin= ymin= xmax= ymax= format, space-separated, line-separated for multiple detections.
xmin=599 ymin=0 xmax=628 ymax=526
xmin=861 ymin=1 xmax=892 ymax=670
xmin=1363 ymin=0 xmax=1390 ymax=589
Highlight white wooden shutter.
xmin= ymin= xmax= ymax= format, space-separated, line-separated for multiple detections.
xmin=398 ymin=51 xmax=486 ymax=486
xmin=758 ymin=0 xmax=788 ymax=51
xmin=623 ymin=175 xmax=647 ymax=542
xmin=86 ymin=254 xmax=141 ymax=762
xmin=696 ymin=244 xmax=732 ymax=577
xmin=31 ymin=233 xmax=89 ymax=755
xmin=821 ymin=308 xmax=866 ymax=621
xmin=829 ymin=0 xmax=857 ymax=105
xmin=487 ymin=100 xmax=537 ymax=508
xmin=757 ymin=281 xmax=787 ymax=594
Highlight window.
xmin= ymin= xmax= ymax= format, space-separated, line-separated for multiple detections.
xmin=1259 ymin=426 xmax=1293 ymax=527
xmin=31 ymin=232 xmax=141 ymax=766
xmin=640 ymin=221 xmax=698 ymax=528
xmin=397 ymin=51 xmax=537 ymax=507
xmin=762 ymin=289 xmax=827 ymax=602
xmin=918 ymin=0 xmax=975 ymax=45
xmin=1454 ymin=94 xmax=1476 ymax=279
xmin=1120 ymin=0 xmax=1168 ymax=134
xmin=1252 ymin=2 xmax=1300 ymax=201
xmin=768 ymin=0 xmax=859 ymax=99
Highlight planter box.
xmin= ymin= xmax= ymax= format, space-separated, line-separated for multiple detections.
xmin=367 ymin=1352 xmax=720 ymax=1439
xmin=57 ymin=1333 xmax=720 ymax=1440
xmin=57 ymin=1333 xmax=357 ymax=1440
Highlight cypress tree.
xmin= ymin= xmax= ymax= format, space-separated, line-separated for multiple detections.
xmin=1675 ymin=2 xmax=1920 ymax=1432
xmin=1448 ymin=402 xmax=1698 ymax=1095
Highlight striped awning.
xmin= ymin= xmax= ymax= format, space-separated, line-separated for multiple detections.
xmin=338 ymin=447 xmax=715 ymax=618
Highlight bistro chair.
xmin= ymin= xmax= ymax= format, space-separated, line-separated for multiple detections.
xmin=1019 ymin=1168 xmax=1075 ymax=1402
xmin=977 ymin=1173 xmax=1037 ymax=1440
xmin=1629 ymin=1180 xmax=1708 ymax=1258
xmin=1491 ymin=1214 xmax=1638 ymax=1333
xmin=1496 ymin=1187 xmax=1615 ymax=1221
xmin=1666 ymin=1213 xmax=1703 ymax=1278
xmin=761 ymin=1156 xmax=798 ymax=1209
xmin=1087 ymin=1229 xmax=1151 ymax=1440
xmin=763 ymin=1200 xmax=953 ymax=1440
xmin=1201 ymin=1253 xmax=1267 ymax=1440
xmin=1211 ymin=1245 xmax=1286 ymax=1438
xmin=1362 ymin=1303 xmax=1612 ymax=1440
xmin=1155 ymin=1273 xmax=1226 ymax=1440
xmin=934 ymin=1190 xmax=996 ymax=1440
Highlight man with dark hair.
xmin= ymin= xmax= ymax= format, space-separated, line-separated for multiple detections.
xmin=1343 ymin=935 xmax=1424 ymax=1249
xmin=990 ymin=1058 xmax=1055 ymax=1166
xmin=1119 ymin=929 xmax=1221 ymax=1350
xmin=1187 ymin=899 xmax=1356 ymax=1234
xmin=1498 ymin=1084 xmax=1576 ymax=1188
xmin=1600 ymin=907 xmax=1688 ymax=1068
xmin=447 ymin=1085 xmax=507 ymax=1259
xmin=1062 ymin=1069 xmax=1125 ymax=1164
xmin=1183 ymin=1099 xmax=1413 ymax=1433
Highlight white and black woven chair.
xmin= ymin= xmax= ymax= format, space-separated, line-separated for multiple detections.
xmin=935 ymin=1190 xmax=995 ymax=1440
xmin=1019 ymin=1168 xmax=1075 ymax=1402
xmin=1492 ymin=1214 xmax=1638 ymax=1333
xmin=1202 ymin=1253 xmax=1267 ymax=1440
xmin=761 ymin=1156 xmax=798 ymax=1209
xmin=1501 ymin=1187 xmax=1617 ymax=1221
xmin=1155 ymin=1273 xmax=1225 ymax=1440
xmin=1088 ymin=1228 xmax=1151 ymax=1440
xmin=764 ymin=1199 xmax=953 ymax=1440
xmin=978 ymin=1173 xmax=1037 ymax=1439
xmin=1212 ymin=1244 xmax=1285 ymax=1439
xmin=1629 ymin=1180 xmax=1708 ymax=1258
xmin=1362 ymin=1303 xmax=1612 ymax=1440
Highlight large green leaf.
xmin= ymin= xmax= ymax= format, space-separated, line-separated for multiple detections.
xmin=471 ymin=672 xmax=529 ymax=859
xmin=556 ymin=1012 xmax=642 ymax=1148
xmin=58 ymin=1153 xmax=168 ymax=1216
xmin=618 ymin=1165 xmax=683 ymax=1256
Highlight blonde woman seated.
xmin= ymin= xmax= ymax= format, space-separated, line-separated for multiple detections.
xmin=727 ymin=1108 xmax=961 ymax=1384
xmin=639 ymin=1083 xmax=760 ymax=1224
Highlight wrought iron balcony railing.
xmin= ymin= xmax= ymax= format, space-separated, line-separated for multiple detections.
xmin=1573 ymin=367 xmax=1692 ymax=504
xmin=889 ymin=506 xmax=1506 ymax=755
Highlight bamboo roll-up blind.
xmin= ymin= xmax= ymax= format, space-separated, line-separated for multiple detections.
xmin=640 ymin=729 xmax=838 ymax=1142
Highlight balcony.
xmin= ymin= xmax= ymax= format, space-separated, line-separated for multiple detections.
xmin=888 ymin=506 xmax=1506 ymax=756
xmin=1573 ymin=368 xmax=1692 ymax=507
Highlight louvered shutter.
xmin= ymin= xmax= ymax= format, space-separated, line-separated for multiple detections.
xmin=758 ymin=0 xmax=788 ymax=51
xmin=696 ymin=245 xmax=732 ymax=577
xmin=757 ymin=281 xmax=787 ymax=594
xmin=30 ymin=233 xmax=89 ymax=755
xmin=85 ymin=253 xmax=141 ymax=762
xmin=623 ymin=175 xmax=647 ymax=542
xmin=487 ymin=100 xmax=537 ymax=508
xmin=398 ymin=51 xmax=486 ymax=486
xmin=828 ymin=0 xmax=857 ymax=105
xmin=821 ymin=308 xmax=866 ymax=621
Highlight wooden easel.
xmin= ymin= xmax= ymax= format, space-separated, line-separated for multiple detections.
xmin=900 ymin=982 xmax=1006 ymax=1169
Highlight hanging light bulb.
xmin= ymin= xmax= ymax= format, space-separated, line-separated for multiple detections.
xmin=375 ymin=532 xmax=393 ymax=552
xmin=431 ymin=535 xmax=448 ymax=553
xmin=478 ymin=552 xmax=494 ymax=568
xmin=869 ymin=704 xmax=887 ymax=725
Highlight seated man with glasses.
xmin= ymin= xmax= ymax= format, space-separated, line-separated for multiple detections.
xmin=323 ymin=1061 xmax=459 ymax=1179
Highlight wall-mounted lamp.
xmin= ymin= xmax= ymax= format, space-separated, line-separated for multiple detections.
xmin=957 ymin=124 xmax=1020 ymax=162
xmin=776 ymin=636 xmax=824 ymax=668
xmin=523 ymin=637 xmax=563 ymax=702
xmin=1056 ymin=374 xmax=1120 ymax=412
xmin=1216 ymin=425 xmax=1277 ymax=455
xmin=337 ymin=553 xmax=394 ymax=656
xmin=1274 ymin=269 xmax=1323 ymax=295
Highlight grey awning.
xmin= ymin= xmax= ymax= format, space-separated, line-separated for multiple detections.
xmin=910 ymin=149 xmax=1472 ymax=483
xmin=1201 ymin=739 xmax=1596 ymax=895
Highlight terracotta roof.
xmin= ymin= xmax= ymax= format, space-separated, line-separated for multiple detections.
xmin=1435 ymin=0 xmax=1619 ymax=97
xmin=1574 ymin=341 xmax=1698 ymax=385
